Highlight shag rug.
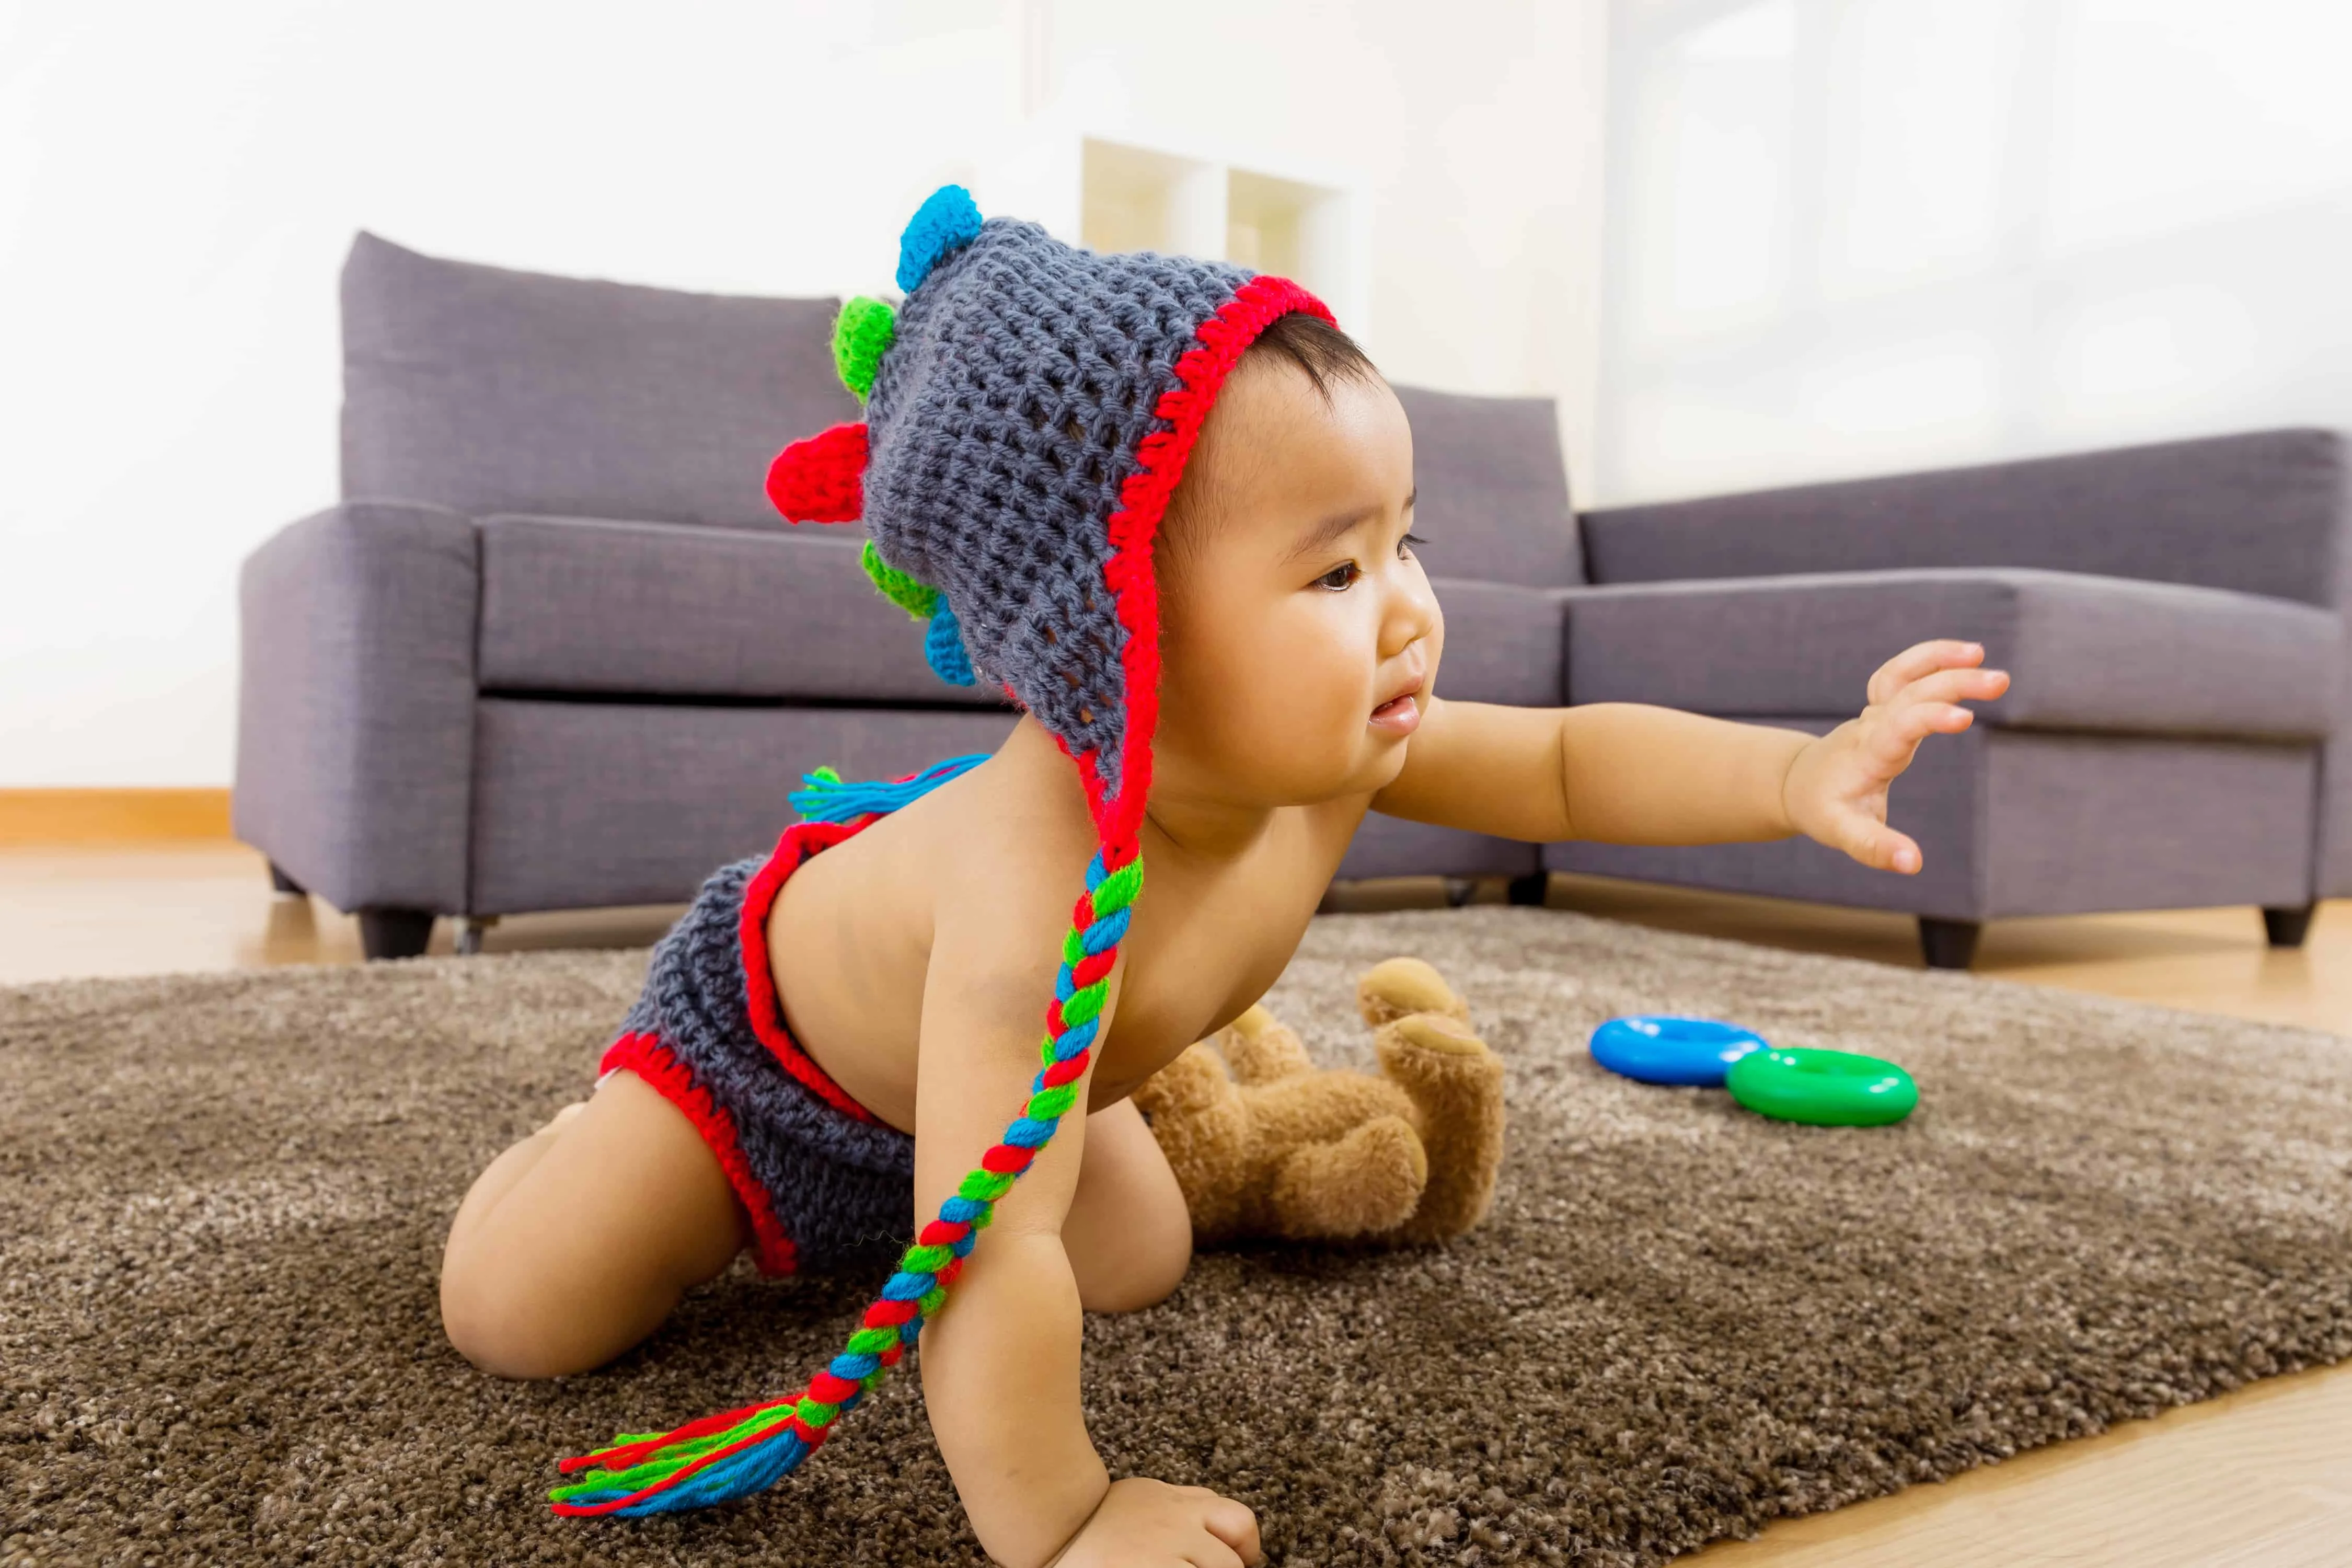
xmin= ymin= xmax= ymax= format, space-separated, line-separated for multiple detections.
xmin=6 ymin=907 xmax=2352 ymax=1567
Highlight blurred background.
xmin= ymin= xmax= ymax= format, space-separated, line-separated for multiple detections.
xmin=4 ymin=0 xmax=2350 ymax=790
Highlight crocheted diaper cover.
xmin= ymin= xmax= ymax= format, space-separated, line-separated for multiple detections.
xmin=596 ymin=817 xmax=915 ymax=1278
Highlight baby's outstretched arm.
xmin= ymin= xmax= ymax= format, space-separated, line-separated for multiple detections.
xmin=1375 ymin=638 xmax=2008 ymax=873
xmin=914 ymin=852 xmax=1261 ymax=1568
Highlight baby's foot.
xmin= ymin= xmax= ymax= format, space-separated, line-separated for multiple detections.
xmin=537 ymin=1101 xmax=589 ymax=1137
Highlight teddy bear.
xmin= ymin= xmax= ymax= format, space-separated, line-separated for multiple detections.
xmin=1132 ymin=957 xmax=1507 ymax=1246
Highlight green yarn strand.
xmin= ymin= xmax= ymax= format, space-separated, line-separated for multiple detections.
xmin=861 ymin=540 xmax=939 ymax=621
xmin=960 ymin=1170 xmax=1016 ymax=1203
xmin=1090 ymin=859 xmax=1144 ymax=915
xmin=1060 ymin=982 xmax=1108 ymax=1029
xmin=1026 ymin=1083 xmax=1079 ymax=1120
xmin=832 ymin=295 xmax=897 ymax=400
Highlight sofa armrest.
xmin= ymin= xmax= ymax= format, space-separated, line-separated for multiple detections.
xmin=1579 ymin=428 xmax=2347 ymax=609
xmin=233 ymin=501 xmax=480 ymax=915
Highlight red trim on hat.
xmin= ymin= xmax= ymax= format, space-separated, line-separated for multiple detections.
xmin=599 ymin=1031 xmax=801 ymax=1276
xmin=1080 ymin=275 xmax=1336 ymax=852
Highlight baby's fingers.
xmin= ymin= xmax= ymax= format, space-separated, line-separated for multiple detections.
xmin=1891 ymin=665 xmax=2009 ymax=711
xmin=1832 ymin=809 xmax=1922 ymax=874
xmin=1863 ymin=700 xmax=1972 ymax=773
xmin=1866 ymin=639 xmax=1985 ymax=705
xmin=1197 ymin=1492 xmax=1264 ymax=1566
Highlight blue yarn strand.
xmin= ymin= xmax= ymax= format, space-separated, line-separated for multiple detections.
xmin=790 ymin=753 xmax=988 ymax=824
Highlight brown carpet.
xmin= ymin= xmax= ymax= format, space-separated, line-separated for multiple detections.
xmin=6 ymin=908 xmax=2352 ymax=1566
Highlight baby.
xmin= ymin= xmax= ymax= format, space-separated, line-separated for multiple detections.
xmin=439 ymin=188 xmax=2007 ymax=1567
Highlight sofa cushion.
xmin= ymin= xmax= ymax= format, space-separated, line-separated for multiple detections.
xmin=1428 ymin=579 xmax=1568 ymax=707
xmin=1577 ymin=428 xmax=2346 ymax=609
xmin=1393 ymin=386 xmax=1582 ymax=587
xmin=476 ymin=513 xmax=1008 ymax=706
xmin=1564 ymin=568 xmax=2341 ymax=739
xmin=341 ymin=232 xmax=858 ymax=531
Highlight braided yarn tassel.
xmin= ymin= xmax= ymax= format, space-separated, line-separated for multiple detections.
xmin=547 ymin=842 xmax=1144 ymax=1518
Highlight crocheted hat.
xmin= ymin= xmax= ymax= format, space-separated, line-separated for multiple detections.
xmin=547 ymin=186 xmax=1335 ymax=1519
xmin=769 ymin=182 xmax=1332 ymax=852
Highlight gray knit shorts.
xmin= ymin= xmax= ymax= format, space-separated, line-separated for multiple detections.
xmin=595 ymin=821 xmax=915 ymax=1276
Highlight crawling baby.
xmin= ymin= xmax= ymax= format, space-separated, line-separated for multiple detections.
xmin=438 ymin=187 xmax=2007 ymax=1567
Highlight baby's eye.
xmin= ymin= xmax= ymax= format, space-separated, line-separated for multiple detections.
xmin=1399 ymin=532 xmax=1426 ymax=557
xmin=1316 ymin=561 xmax=1360 ymax=592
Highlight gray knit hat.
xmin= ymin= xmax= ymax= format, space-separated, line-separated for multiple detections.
xmin=765 ymin=183 xmax=1335 ymax=854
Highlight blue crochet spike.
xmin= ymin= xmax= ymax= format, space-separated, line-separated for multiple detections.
xmin=789 ymin=753 xmax=990 ymax=824
xmin=896 ymin=185 xmax=984 ymax=293
xmin=924 ymin=597 xmax=977 ymax=686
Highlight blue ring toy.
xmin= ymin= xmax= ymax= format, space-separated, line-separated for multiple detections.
xmin=1589 ymin=1015 xmax=1768 ymax=1087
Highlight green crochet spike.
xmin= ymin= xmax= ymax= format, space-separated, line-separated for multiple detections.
xmin=832 ymin=296 xmax=897 ymax=401
xmin=861 ymin=539 xmax=938 ymax=621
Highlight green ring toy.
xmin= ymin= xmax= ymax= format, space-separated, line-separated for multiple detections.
xmin=1726 ymin=1047 xmax=1918 ymax=1126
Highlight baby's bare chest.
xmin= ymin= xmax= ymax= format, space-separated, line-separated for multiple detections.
xmin=771 ymin=790 xmax=1367 ymax=1123
xmin=1087 ymin=818 xmax=1356 ymax=1096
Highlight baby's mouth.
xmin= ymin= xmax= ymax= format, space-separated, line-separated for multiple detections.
xmin=1369 ymin=691 xmax=1422 ymax=735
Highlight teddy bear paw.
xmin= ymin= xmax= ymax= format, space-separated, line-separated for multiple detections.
xmin=1269 ymin=1115 xmax=1430 ymax=1240
xmin=1357 ymin=956 xmax=1472 ymax=1029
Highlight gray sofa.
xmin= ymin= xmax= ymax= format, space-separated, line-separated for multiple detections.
xmin=237 ymin=233 xmax=2345 ymax=968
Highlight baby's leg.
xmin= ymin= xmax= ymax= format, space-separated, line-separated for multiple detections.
xmin=1058 ymin=1098 xmax=1193 ymax=1312
xmin=440 ymin=1070 xmax=751 ymax=1379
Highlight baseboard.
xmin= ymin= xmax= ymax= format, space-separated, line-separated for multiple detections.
xmin=0 ymin=788 xmax=234 ymax=845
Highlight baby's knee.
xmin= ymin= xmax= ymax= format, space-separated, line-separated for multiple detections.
xmin=1076 ymin=1203 xmax=1193 ymax=1315
xmin=439 ymin=1238 xmax=624 ymax=1381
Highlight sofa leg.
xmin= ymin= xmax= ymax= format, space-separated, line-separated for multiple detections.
xmin=2262 ymin=902 xmax=2317 ymax=948
xmin=1505 ymin=871 xmax=1551 ymax=908
xmin=1444 ymin=878 xmax=1479 ymax=908
xmin=455 ymin=916 xmax=498 ymax=956
xmin=358 ymin=909 xmax=435 ymax=961
xmin=268 ymin=860 xmax=306 ymax=896
xmin=1918 ymin=917 xmax=1981 ymax=971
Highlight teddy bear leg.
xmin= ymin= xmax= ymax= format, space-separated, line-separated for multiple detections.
xmin=1357 ymin=956 xmax=1472 ymax=1029
xmin=1267 ymin=1116 xmax=1429 ymax=1240
xmin=1375 ymin=1014 xmax=1507 ymax=1243
xmin=1217 ymin=1002 xmax=1318 ymax=1087
xmin=1132 ymin=1044 xmax=1253 ymax=1244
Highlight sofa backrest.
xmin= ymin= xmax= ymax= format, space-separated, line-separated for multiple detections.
xmin=1579 ymin=428 xmax=2348 ymax=609
xmin=339 ymin=232 xmax=858 ymax=531
xmin=1391 ymin=385 xmax=1583 ymax=587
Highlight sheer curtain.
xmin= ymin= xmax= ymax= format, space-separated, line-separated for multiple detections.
xmin=1594 ymin=0 xmax=2352 ymax=504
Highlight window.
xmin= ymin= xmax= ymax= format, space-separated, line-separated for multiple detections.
xmin=1598 ymin=0 xmax=2352 ymax=503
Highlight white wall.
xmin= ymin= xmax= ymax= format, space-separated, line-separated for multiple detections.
xmin=0 ymin=0 xmax=1610 ymax=786
xmin=1596 ymin=0 xmax=2352 ymax=504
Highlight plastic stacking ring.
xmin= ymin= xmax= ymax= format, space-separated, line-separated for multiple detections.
xmin=1727 ymin=1047 xmax=1918 ymax=1126
xmin=1589 ymin=1015 xmax=1768 ymax=1087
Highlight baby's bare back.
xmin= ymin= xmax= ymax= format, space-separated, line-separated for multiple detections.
xmin=767 ymin=717 xmax=1369 ymax=1132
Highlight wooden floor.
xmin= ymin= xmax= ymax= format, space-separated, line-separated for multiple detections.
xmin=6 ymin=841 xmax=2350 ymax=1564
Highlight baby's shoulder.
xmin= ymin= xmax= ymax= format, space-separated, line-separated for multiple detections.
xmin=912 ymin=734 xmax=1103 ymax=938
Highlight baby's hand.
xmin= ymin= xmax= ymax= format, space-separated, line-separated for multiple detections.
xmin=1045 ymin=1477 xmax=1263 ymax=1568
xmin=1780 ymin=639 xmax=2009 ymax=875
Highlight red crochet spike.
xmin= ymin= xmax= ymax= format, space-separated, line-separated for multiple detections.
xmin=765 ymin=421 xmax=869 ymax=523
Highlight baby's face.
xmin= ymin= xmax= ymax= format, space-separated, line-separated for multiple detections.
xmin=1155 ymin=353 xmax=1440 ymax=811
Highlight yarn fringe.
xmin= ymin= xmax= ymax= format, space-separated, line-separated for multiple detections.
xmin=787 ymin=754 xmax=988 ymax=825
